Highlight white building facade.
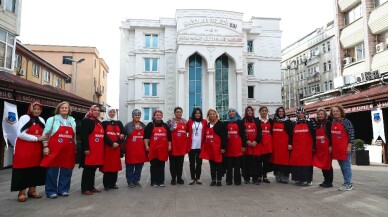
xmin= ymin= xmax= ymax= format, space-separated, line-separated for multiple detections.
xmin=119 ymin=9 xmax=282 ymax=122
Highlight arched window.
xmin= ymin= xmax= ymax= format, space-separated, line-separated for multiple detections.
xmin=189 ymin=54 xmax=202 ymax=113
xmin=215 ymin=54 xmax=229 ymax=120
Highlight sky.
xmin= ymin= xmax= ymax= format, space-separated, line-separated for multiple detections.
xmin=19 ymin=0 xmax=334 ymax=108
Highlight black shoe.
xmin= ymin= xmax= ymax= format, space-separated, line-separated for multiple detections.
xmin=111 ymin=185 xmax=119 ymax=189
xmin=263 ymin=178 xmax=270 ymax=183
xmin=253 ymin=180 xmax=260 ymax=185
xmin=226 ymin=181 xmax=232 ymax=185
xmin=216 ymin=181 xmax=222 ymax=187
xmin=319 ymin=182 xmax=326 ymax=187
xmin=171 ymin=180 xmax=176 ymax=185
xmin=320 ymin=182 xmax=333 ymax=188
xmin=210 ymin=181 xmax=216 ymax=186
xmin=177 ymin=179 xmax=184 ymax=185
xmin=244 ymin=179 xmax=250 ymax=184
xmin=235 ymin=182 xmax=241 ymax=186
xmin=189 ymin=180 xmax=196 ymax=185
xmin=281 ymin=181 xmax=289 ymax=184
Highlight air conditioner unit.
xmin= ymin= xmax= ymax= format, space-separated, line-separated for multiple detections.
xmin=17 ymin=68 xmax=24 ymax=76
xmin=344 ymin=57 xmax=352 ymax=65
xmin=376 ymin=42 xmax=387 ymax=53
xmin=344 ymin=75 xmax=356 ymax=85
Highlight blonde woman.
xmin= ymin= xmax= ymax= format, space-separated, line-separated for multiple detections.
xmin=40 ymin=101 xmax=76 ymax=198
xmin=199 ymin=108 xmax=227 ymax=186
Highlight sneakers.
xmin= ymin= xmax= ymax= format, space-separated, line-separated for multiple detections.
xmin=151 ymin=183 xmax=158 ymax=187
xmin=128 ymin=183 xmax=136 ymax=188
xmin=158 ymin=183 xmax=165 ymax=187
xmin=188 ymin=180 xmax=196 ymax=185
xmin=48 ymin=194 xmax=58 ymax=199
xmin=338 ymin=184 xmax=353 ymax=191
xmin=59 ymin=192 xmax=69 ymax=197
xmin=133 ymin=182 xmax=142 ymax=187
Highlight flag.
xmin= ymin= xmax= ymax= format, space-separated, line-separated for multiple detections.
xmin=2 ymin=101 xmax=18 ymax=167
xmin=371 ymin=108 xmax=386 ymax=143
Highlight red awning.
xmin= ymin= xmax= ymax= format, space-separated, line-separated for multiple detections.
xmin=286 ymin=84 xmax=388 ymax=115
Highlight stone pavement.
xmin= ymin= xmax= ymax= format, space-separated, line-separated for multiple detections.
xmin=0 ymin=159 xmax=387 ymax=217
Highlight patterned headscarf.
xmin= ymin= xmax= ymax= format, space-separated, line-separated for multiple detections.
xmin=226 ymin=107 xmax=242 ymax=122
xmin=85 ymin=105 xmax=101 ymax=124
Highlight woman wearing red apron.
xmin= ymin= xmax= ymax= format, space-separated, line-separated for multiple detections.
xmin=144 ymin=110 xmax=172 ymax=187
xmin=187 ymin=108 xmax=207 ymax=185
xmin=290 ymin=107 xmax=316 ymax=186
xmin=80 ymin=105 xmax=104 ymax=195
xmin=124 ymin=109 xmax=148 ymax=188
xmin=166 ymin=107 xmax=188 ymax=185
xmin=257 ymin=106 xmax=273 ymax=184
xmin=101 ymin=108 xmax=125 ymax=190
xmin=330 ymin=105 xmax=355 ymax=191
xmin=199 ymin=108 xmax=227 ymax=186
xmin=271 ymin=106 xmax=293 ymax=184
xmin=11 ymin=102 xmax=46 ymax=202
xmin=40 ymin=101 xmax=76 ymax=199
xmin=242 ymin=106 xmax=262 ymax=185
xmin=313 ymin=108 xmax=333 ymax=188
xmin=224 ymin=108 xmax=246 ymax=186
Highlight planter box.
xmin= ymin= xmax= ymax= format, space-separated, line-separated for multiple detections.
xmin=353 ymin=150 xmax=370 ymax=165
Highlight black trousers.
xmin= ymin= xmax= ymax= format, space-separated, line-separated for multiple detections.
xmin=188 ymin=149 xmax=202 ymax=180
xmin=11 ymin=167 xmax=46 ymax=191
xmin=103 ymin=172 xmax=118 ymax=188
xmin=242 ymin=155 xmax=259 ymax=181
xmin=322 ymin=166 xmax=333 ymax=184
xmin=209 ymin=160 xmax=223 ymax=181
xmin=150 ymin=159 xmax=165 ymax=185
xmin=81 ymin=166 xmax=99 ymax=192
xmin=169 ymin=155 xmax=184 ymax=181
xmin=225 ymin=156 xmax=242 ymax=184
xmin=258 ymin=153 xmax=272 ymax=178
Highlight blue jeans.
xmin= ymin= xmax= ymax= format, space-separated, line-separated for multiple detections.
xmin=337 ymin=153 xmax=352 ymax=185
xmin=126 ymin=163 xmax=144 ymax=184
xmin=45 ymin=167 xmax=73 ymax=196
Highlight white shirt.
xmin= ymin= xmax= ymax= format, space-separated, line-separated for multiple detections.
xmin=191 ymin=121 xmax=203 ymax=149
xmin=16 ymin=115 xmax=46 ymax=142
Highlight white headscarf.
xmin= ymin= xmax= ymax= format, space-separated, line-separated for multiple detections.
xmin=105 ymin=108 xmax=118 ymax=121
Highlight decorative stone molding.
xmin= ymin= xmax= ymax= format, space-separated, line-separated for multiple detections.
xmin=165 ymin=53 xmax=177 ymax=112
xmin=178 ymin=69 xmax=186 ymax=74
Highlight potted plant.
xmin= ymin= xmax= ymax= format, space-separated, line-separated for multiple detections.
xmin=352 ymin=139 xmax=370 ymax=165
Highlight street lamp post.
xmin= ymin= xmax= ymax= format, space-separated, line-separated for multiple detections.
xmin=66 ymin=58 xmax=85 ymax=95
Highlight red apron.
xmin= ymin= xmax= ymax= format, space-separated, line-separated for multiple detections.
xmin=244 ymin=122 xmax=261 ymax=156
xmin=290 ymin=123 xmax=313 ymax=166
xmin=100 ymin=124 xmax=122 ymax=172
xmin=85 ymin=123 xmax=104 ymax=166
xmin=313 ymin=126 xmax=331 ymax=170
xmin=148 ymin=126 xmax=169 ymax=161
xmin=40 ymin=125 xmax=75 ymax=169
xmin=260 ymin=121 xmax=272 ymax=155
xmin=271 ymin=122 xmax=289 ymax=165
xmin=199 ymin=127 xmax=222 ymax=162
xmin=331 ymin=121 xmax=349 ymax=160
xmin=125 ymin=128 xmax=148 ymax=164
xmin=13 ymin=123 xmax=43 ymax=168
xmin=170 ymin=122 xmax=188 ymax=156
xmin=225 ymin=122 xmax=243 ymax=157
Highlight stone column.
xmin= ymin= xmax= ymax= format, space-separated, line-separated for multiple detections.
xmin=208 ymin=69 xmax=215 ymax=109
xmin=236 ymin=70 xmax=243 ymax=113
xmin=178 ymin=69 xmax=185 ymax=108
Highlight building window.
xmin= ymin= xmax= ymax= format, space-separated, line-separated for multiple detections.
xmin=15 ymin=54 xmax=21 ymax=68
xmin=344 ymin=3 xmax=362 ymax=25
xmin=248 ymin=86 xmax=254 ymax=98
xmin=43 ymin=69 xmax=50 ymax=82
xmin=145 ymin=34 xmax=158 ymax=48
xmin=322 ymin=43 xmax=326 ymax=53
xmin=94 ymin=59 xmax=96 ymax=68
xmin=375 ymin=0 xmax=388 ymax=7
xmin=327 ymin=42 xmax=331 ymax=52
xmin=324 ymin=81 xmax=328 ymax=91
xmin=144 ymin=58 xmax=158 ymax=72
xmin=0 ymin=28 xmax=15 ymax=69
xmin=328 ymin=61 xmax=332 ymax=70
xmin=329 ymin=80 xmax=333 ymax=90
xmin=62 ymin=56 xmax=73 ymax=65
xmin=247 ymin=63 xmax=254 ymax=76
xmin=355 ymin=43 xmax=365 ymax=61
xmin=56 ymin=77 xmax=62 ymax=88
xmin=189 ymin=54 xmax=202 ymax=113
xmin=247 ymin=40 xmax=253 ymax=52
xmin=144 ymin=83 xmax=157 ymax=96
xmin=32 ymin=62 xmax=39 ymax=77
xmin=323 ymin=62 xmax=327 ymax=72
xmin=144 ymin=107 xmax=156 ymax=121
xmin=215 ymin=54 xmax=229 ymax=120
xmin=5 ymin=0 xmax=16 ymax=13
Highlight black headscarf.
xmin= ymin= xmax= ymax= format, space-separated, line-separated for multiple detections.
xmin=191 ymin=107 xmax=203 ymax=122
xmin=20 ymin=102 xmax=45 ymax=132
